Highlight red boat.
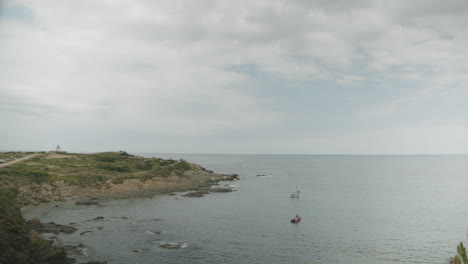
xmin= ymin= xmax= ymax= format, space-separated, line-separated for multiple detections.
xmin=290 ymin=217 xmax=301 ymax=223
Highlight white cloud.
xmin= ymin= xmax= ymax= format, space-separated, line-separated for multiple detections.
xmin=1 ymin=0 xmax=468 ymax=152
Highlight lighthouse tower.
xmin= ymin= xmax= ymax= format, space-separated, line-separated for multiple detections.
xmin=55 ymin=145 xmax=64 ymax=152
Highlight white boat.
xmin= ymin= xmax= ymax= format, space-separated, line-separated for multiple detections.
xmin=291 ymin=190 xmax=300 ymax=198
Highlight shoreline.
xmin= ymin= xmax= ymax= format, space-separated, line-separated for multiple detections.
xmin=20 ymin=180 xmax=239 ymax=264
xmin=0 ymin=151 xmax=239 ymax=264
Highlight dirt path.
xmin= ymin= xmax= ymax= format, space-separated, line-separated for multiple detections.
xmin=0 ymin=154 xmax=40 ymax=168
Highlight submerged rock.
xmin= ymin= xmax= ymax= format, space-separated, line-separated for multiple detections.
xmin=159 ymin=242 xmax=187 ymax=249
xmin=182 ymin=191 xmax=207 ymax=198
xmin=80 ymin=231 xmax=93 ymax=236
xmin=132 ymin=248 xmax=149 ymax=253
xmin=75 ymin=200 xmax=99 ymax=206
xmin=222 ymin=174 xmax=239 ymax=181
xmin=28 ymin=219 xmax=78 ymax=234
xmin=144 ymin=230 xmax=161 ymax=236
xmin=63 ymin=244 xmax=87 ymax=255
xmin=205 ymin=187 xmax=233 ymax=193
xmin=88 ymin=216 xmax=105 ymax=221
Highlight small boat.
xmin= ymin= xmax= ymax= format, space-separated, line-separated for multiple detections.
xmin=290 ymin=216 xmax=301 ymax=223
xmin=290 ymin=190 xmax=300 ymax=198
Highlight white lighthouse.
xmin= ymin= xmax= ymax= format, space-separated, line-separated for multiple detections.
xmin=55 ymin=145 xmax=64 ymax=152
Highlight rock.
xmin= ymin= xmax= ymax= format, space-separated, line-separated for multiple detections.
xmin=80 ymin=231 xmax=93 ymax=235
xmin=144 ymin=230 xmax=161 ymax=235
xmin=167 ymin=193 xmax=177 ymax=196
xmin=28 ymin=220 xmax=78 ymax=234
xmin=159 ymin=242 xmax=187 ymax=249
xmin=132 ymin=248 xmax=149 ymax=253
xmin=65 ymin=257 xmax=77 ymax=264
xmin=96 ymin=226 xmax=104 ymax=230
xmin=182 ymin=191 xmax=207 ymax=198
xmin=222 ymin=174 xmax=239 ymax=181
xmin=58 ymin=224 xmax=78 ymax=234
xmin=81 ymin=262 xmax=108 ymax=264
xmin=88 ymin=216 xmax=105 ymax=221
xmin=63 ymin=244 xmax=86 ymax=255
xmin=205 ymin=187 xmax=233 ymax=193
xmin=75 ymin=200 xmax=99 ymax=206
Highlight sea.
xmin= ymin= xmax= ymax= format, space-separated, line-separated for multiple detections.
xmin=22 ymin=154 xmax=468 ymax=264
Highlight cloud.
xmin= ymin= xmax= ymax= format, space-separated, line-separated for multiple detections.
xmin=280 ymin=123 xmax=468 ymax=154
xmin=1 ymin=0 xmax=468 ymax=152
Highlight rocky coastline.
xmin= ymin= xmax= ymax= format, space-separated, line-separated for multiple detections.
xmin=0 ymin=151 xmax=239 ymax=264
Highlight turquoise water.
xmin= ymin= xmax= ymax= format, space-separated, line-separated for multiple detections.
xmin=23 ymin=154 xmax=468 ymax=263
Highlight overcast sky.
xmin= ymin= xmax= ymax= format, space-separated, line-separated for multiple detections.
xmin=1 ymin=0 xmax=468 ymax=154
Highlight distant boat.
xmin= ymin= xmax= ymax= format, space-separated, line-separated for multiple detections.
xmin=291 ymin=190 xmax=300 ymax=198
xmin=290 ymin=216 xmax=301 ymax=223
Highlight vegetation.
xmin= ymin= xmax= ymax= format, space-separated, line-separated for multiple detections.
xmin=450 ymin=242 xmax=468 ymax=264
xmin=0 ymin=151 xmax=195 ymax=188
xmin=0 ymin=188 xmax=68 ymax=264
xmin=0 ymin=152 xmax=37 ymax=161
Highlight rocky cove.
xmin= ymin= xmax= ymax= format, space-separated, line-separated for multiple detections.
xmin=0 ymin=151 xmax=239 ymax=264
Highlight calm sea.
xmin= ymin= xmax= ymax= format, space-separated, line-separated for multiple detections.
xmin=23 ymin=154 xmax=468 ymax=264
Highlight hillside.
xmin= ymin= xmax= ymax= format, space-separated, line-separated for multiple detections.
xmin=0 ymin=151 xmax=236 ymax=206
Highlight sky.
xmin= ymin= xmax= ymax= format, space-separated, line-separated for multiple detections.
xmin=1 ymin=0 xmax=468 ymax=154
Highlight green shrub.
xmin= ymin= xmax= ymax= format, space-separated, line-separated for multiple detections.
xmin=97 ymin=156 xmax=117 ymax=162
xmin=0 ymin=188 xmax=19 ymax=217
xmin=158 ymin=159 xmax=176 ymax=166
xmin=0 ymin=166 xmax=50 ymax=184
xmin=97 ymin=164 xmax=131 ymax=172
xmin=136 ymin=162 xmax=153 ymax=170
xmin=62 ymin=174 xmax=109 ymax=187
xmin=173 ymin=160 xmax=192 ymax=171
xmin=451 ymin=242 xmax=468 ymax=264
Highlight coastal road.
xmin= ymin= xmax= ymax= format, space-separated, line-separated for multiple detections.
xmin=0 ymin=154 xmax=40 ymax=168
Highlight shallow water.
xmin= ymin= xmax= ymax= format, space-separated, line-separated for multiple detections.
xmin=23 ymin=154 xmax=468 ymax=263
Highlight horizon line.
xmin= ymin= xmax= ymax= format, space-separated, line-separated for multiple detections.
xmin=1 ymin=149 xmax=468 ymax=156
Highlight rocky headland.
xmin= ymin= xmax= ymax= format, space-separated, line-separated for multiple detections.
xmin=0 ymin=151 xmax=239 ymax=264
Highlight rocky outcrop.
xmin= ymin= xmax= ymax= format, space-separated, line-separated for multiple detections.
xmin=16 ymin=168 xmax=238 ymax=206
xmin=28 ymin=219 xmax=78 ymax=235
